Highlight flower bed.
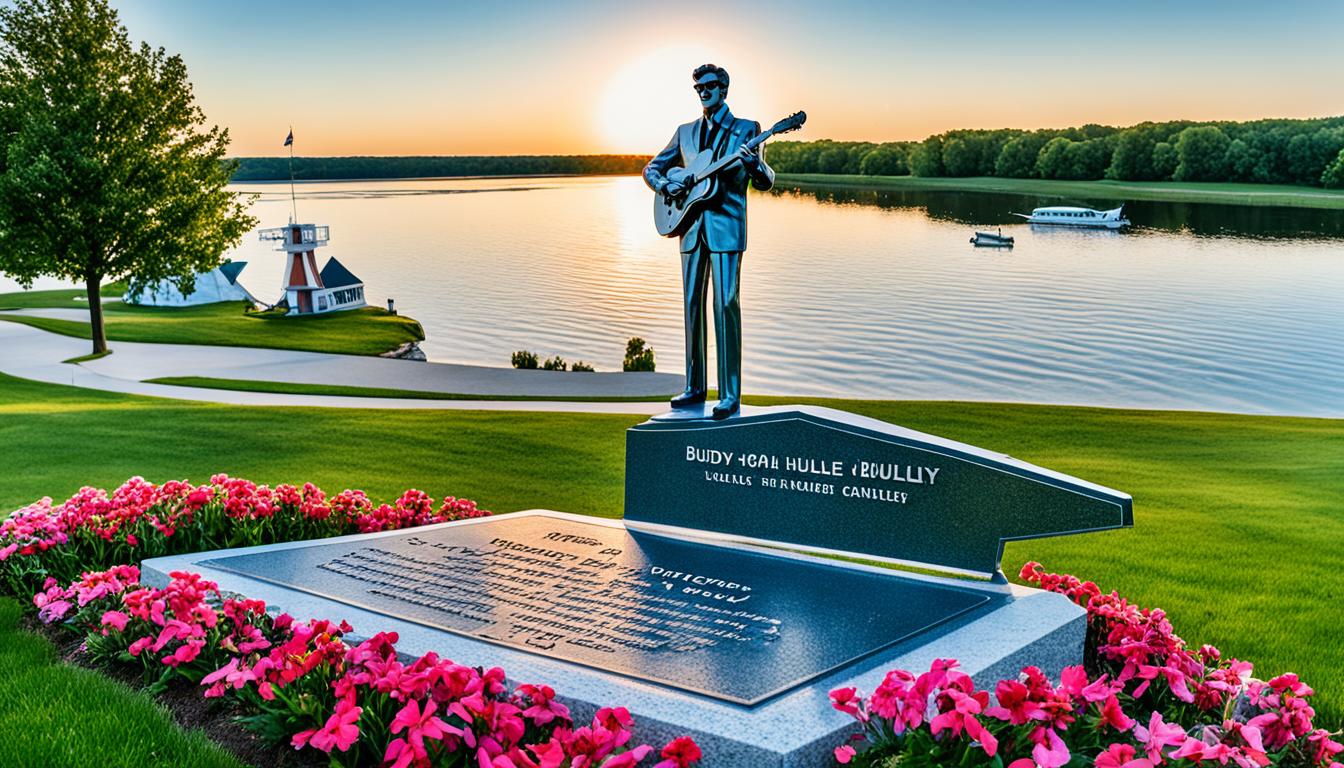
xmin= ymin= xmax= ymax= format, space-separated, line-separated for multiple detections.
xmin=0 ymin=474 xmax=490 ymax=598
xmin=5 ymin=475 xmax=702 ymax=767
xmin=829 ymin=562 xmax=1342 ymax=768
xmin=36 ymin=565 xmax=700 ymax=767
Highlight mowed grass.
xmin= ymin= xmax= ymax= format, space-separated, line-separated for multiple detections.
xmin=143 ymin=375 xmax=675 ymax=402
xmin=777 ymin=173 xmax=1344 ymax=209
xmin=0 ymin=598 xmax=243 ymax=768
xmin=0 ymin=300 xmax=425 ymax=356
xmin=0 ymin=281 xmax=126 ymax=310
xmin=0 ymin=375 xmax=1340 ymax=728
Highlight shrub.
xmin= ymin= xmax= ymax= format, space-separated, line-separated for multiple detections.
xmin=542 ymin=355 xmax=567 ymax=371
xmin=571 ymin=361 xmax=595 ymax=372
xmin=623 ymin=337 xmax=656 ymax=372
xmin=511 ymin=350 xmax=539 ymax=369
xmin=829 ymin=563 xmax=1343 ymax=768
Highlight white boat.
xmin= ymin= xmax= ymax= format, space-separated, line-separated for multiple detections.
xmin=1012 ymin=205 xmax=1130 ymax=229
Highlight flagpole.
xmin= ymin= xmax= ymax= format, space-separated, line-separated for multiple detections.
xmin=287 ymin=128 xmax=298 ymax=223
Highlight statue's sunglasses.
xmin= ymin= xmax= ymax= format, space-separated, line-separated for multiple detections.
xmin=693 ymin=81 xmax=723 ymax=94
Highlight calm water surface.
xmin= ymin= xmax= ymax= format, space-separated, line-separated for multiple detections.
xmin=10 ymin=176 xmax=1343 ymax=417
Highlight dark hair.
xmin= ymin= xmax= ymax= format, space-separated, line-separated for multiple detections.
xmin=692 ymin=63 xmax=729 ymax=89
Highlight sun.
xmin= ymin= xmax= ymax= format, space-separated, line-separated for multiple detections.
xmin=596 ymin=45 xmax=725 ymax=155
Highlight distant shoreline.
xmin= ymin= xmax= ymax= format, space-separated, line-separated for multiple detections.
xmin=774 ymin=173 xmax=1344 ymax=210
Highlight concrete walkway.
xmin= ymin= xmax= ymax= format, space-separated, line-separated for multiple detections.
xmin=0 ymin=315 xmax=680 ymax=415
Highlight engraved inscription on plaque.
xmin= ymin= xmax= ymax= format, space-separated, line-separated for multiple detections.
xmin=626 ymin=407 xmax=1133 ymax=576
xmin=203 ymin=515 xmax=998 ymax=705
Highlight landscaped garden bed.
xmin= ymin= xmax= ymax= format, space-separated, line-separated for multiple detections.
xmin=2 ymin=474 xmax=1340 ymax=767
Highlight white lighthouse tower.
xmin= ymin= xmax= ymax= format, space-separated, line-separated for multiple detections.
xmin=258 ymin=223 xmax=329 ymax=314
xmin=257 ymin=223 xmax=366 ymax=315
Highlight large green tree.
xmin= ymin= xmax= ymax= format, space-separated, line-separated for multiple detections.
xmin=0 ymin=0 xmax=255 ymax=354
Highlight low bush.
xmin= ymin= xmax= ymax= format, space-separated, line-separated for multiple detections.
xmin=511 ymin=350 xmax=539 ymax=369
xmin=830 ymin=562 xmax=1342 ymax=768
xmin=542 ymin=355 xmax=567 ymax=371
xmin=571 ymin=361 xmax=595 ymax=372
xmin=623 ymin=338 xmax=655 ymax=372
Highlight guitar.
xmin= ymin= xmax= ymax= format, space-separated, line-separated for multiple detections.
xmin=653 ymin=110 xmax=806 ymax=238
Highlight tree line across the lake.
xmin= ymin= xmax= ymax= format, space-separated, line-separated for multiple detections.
xmin=231 ymin=155 xmax=648 ymax=181
xmin=766 ymin=116 xmax=1344 ymax=187
xmin=233 ymin=116 xmax=1344 ymax=189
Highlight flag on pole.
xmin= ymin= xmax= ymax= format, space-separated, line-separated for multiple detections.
xmin=284 ymin=129 xmax=294 ymax=147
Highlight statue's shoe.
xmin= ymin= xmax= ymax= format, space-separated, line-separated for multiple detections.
xmin=711 ymin=397 xmax=740 ymax=420
xmin=670 ymin=388 xmax=707 ymax=408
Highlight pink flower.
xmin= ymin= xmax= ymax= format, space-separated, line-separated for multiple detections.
xmin=200 ymin=658 xmax=256 ymax=695
xmin=1032 ymin=726 xmax=1072 ymax=768
xmin=986 ymin=679 xmax=1045 ymax=725
xmin=1099 ymin=695 xmax=1136 ymax=732
xmin=294 ymin=697 xmax=362 ymax=754
xmin=388 ymin=699 xmax=455 ymax=765
xmin=1132 ymin=711 xmax=1187 ymax=763
xmin=100 ymin=610 xmax=129 ymax=632
xmin=127 ymin=636 xmax=154 ymax=656
xmin=162 ymin=638 xmax=203 ymax=667
xmin=830 ymin=687 xmax=863 ymax=717
xmin=518 ymin=683 xmax=570 ymax=727
xmin=1095 ymin=743 xmax=1154 ymax=768
xmin=1061 ymin=665 xmax=1115 ymax=704
xmin=833 ymin=745 xmax=856 ymax=764
xmin=654 ymin=737 xmax=702 ymax=768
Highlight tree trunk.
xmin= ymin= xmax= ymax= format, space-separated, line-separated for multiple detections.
xmin=86 ymin=273 xmax=107 ymax=355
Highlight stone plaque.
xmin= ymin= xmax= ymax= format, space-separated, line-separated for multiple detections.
xmin=625 ymin=405 xmax=1133 ymax=577
xmin=201 ymin=515 xmax=999 ymax=705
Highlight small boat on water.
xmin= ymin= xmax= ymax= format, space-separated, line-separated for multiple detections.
xmin=1012 ymin=205 xmax=1130 ymax=229
xmin=970 ymin=230 xmax=1014 ymax=247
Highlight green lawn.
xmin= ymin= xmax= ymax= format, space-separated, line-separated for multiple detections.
xmin=0 ymin=281 xmax=126 ymax=310
xmin=0 ymin=597 xmax=243 ymax=768
xmin=0 ymin=374 xmax=1340 ymax=737
xmin=143 ymin=375 xmax=676 ymax=402
xmin=0 ymin=299 xmax=425 ymax=356
xmin=777 ymin=173 xmax=1344 ymax=209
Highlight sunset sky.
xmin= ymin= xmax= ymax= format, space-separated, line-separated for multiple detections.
xmin=112 ymin=0 xmax=1344 ymax=157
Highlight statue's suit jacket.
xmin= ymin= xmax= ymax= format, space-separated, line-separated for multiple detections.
xmin=643 ymin=107 xmax=776 ymax=254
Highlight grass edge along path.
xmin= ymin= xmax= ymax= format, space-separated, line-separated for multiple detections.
xmin=0 ymin=597 xmax=244 ymax=768
xmin=776 ymin=173 xmax=1344 ymax=209
xmin=0 ymin=374 xmax=1340 ymax=730
xmin=0 ymin=301 xmax=424 ymax=357
xmin=143 ymin=375 xmax=675 ymax=402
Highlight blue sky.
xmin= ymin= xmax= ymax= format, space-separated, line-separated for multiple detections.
xmin=109 ymin=0 xmax=1344 ymax=155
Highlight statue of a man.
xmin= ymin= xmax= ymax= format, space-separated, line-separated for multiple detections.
xmin=643 ymin=63 xmax=775 ymax=419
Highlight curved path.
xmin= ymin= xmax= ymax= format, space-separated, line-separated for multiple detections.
xmin=0 ymin=316 xmax=680 ymax=415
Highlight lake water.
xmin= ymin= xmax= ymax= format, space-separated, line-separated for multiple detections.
xmin=6 ymin=176 xmax=1343 ymax=417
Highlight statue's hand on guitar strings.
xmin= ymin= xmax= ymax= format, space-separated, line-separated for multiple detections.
xmin=733 ymin=144 xmax=761 ymax=169
xmin=663 ymin=180 xmax=687 ymax=197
